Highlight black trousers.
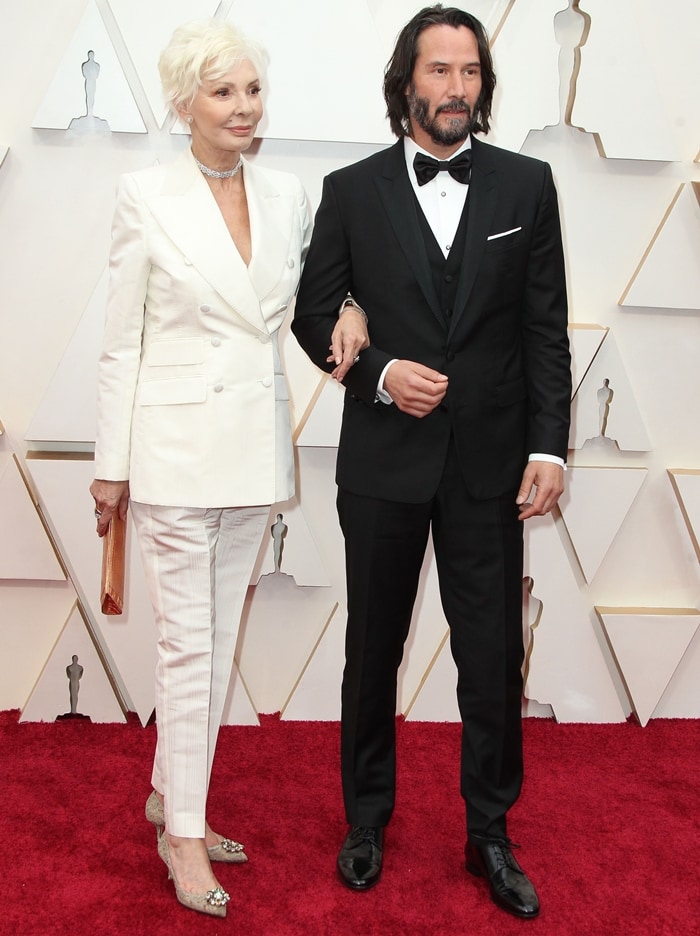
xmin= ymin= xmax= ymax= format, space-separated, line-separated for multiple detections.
xmin=336 ymin=441 xmax=525 ymax=838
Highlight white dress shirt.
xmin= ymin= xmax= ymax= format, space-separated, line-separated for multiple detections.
xmin=403 ymin=135 xmax=471 ymax=258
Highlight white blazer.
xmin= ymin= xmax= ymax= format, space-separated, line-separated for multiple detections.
xmin=94 ymin=149 xmax=311 ymax=508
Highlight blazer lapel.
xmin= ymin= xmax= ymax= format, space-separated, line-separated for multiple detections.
xmin=374 ymin=141 xmax=442 ymax=322
xmin=145 ymin=150 xmax=267 ymax=333
xmin=244 ymin=160 xmax=290 ymax=303
xmin=449 ymin=137 xmax=498 ymax=337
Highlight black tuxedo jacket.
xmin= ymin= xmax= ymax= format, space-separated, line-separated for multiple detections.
xmin=292 ymin=137 xmax=571 ymax=504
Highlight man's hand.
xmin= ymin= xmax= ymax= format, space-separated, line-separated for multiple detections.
xmin=516 ymin=461 xmax=564 ymax=520
xmin=327 ymin=308 xmax=370 ymax=382
xmin=384 ymin=360 xmax=448 ymax=418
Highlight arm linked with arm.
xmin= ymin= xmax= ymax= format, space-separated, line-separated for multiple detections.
xmin=292 ymin=175 xmax=391 ymax=404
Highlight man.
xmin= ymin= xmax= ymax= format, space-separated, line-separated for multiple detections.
xmin=292 ymin=5 xmax=570 ymax=920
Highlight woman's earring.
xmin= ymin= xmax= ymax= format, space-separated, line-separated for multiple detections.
xmin=185 ymin=115 xmax=193 ymax=124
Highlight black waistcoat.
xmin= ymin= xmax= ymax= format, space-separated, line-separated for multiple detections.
xmin=414 ymin=190 xmax=470 ymax=327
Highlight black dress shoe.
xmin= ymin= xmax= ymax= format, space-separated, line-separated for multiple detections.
xmin=337 ymin=826 xmax=384 ymax=890
xmin=466 ymin=836 xmax=540 ymax=919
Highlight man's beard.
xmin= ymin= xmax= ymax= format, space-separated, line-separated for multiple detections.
xmin=407 ymin=86 xmax=474 ymax=146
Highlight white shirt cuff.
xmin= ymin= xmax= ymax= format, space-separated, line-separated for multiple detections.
xmin=529 ymin=453 xmax=566 ymax=470
xmin=376 ymin=359 xmax=398 ymax=403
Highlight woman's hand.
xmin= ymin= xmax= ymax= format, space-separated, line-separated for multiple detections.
xmin=327 ymin=308 xmax=370 ymax=382
xmin=89 ymin=479 xmax=130 ymax=537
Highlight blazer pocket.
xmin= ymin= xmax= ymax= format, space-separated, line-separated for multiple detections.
xmin=484 ymin=227 xmax=524 ymax=253
xmin=138 ymin=376 xmax=207 ymax=406
xmin=146 ymin=337 xmax=206 ymax=366
xmin=487 ymin=226 xmax=522 ymax=241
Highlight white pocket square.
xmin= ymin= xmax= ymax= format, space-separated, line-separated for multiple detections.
xmin=487 ymin=226 xmax=522 ymax=241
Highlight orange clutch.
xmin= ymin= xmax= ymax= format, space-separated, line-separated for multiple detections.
xmin=100 ymin=512 xmax=126 ymax=615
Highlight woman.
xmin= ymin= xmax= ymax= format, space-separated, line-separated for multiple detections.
xmin=89 ymin=20 xmax=319 ymax=917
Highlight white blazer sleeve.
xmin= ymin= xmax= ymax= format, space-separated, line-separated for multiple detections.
xmin=93 ymin=174 xmax=151 ymax=481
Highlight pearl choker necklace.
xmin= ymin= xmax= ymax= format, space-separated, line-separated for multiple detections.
xmin=192 ymin=152 xmax=242 ymax=179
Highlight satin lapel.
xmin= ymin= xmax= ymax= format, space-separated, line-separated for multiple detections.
xmin=449 ymin=138 xmax=498 ymax=339
xmin=144 ymin=151 xmax=266 ymax=333
xmin=244 ymin=160 xmax=289 ymax=303
xmin=374 ymin=141 xmax=442 ymax=322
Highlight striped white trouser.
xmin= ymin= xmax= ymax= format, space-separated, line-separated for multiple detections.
xmin=130 ymin=501 xmax=269 ymax=838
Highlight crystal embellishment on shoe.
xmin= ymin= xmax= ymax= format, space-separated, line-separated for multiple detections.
xmin=204 ymin=885 xmax=230 ymax=908
xmin=220 ymin=838 xmax=244 ymax=854
xmin=157 ymin=833 xmax=230 ymax=918
xmin=207 ymin=837 xmax=248 ymax=863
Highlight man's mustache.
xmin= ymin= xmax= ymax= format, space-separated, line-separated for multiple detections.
xmin=436 ymin=101 xmax=470 ymax=115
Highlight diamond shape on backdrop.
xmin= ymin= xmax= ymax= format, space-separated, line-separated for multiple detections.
xmin=569 ymin=331 xmax=651 ymax=451
xmin=570 ymin=0 xmax=681 ymax=160
xmin=524 ymin=512 xmax=628 ymax=723
xmin=236 ymin=576 xmax=337 ymax=716
xmin=668 ymin=469 xmax=700 ymax=564
xmin=32 ymin=0 xmax=145 ymax=133
xmin=26 ymin=456 xmax=157 ymax=725
xmin=220 ymin=662 xmax=259 ymax=727
xmin=596 ymin=608 xmax=700 ymax=726
xmin=365 ymin=0 xmax=517 ymax=80
xmin=568 ymin=324 xmax=607 ymax=398
xmin=21 ymin=602 xmax=125 ymax=723
xmin=558 ymin=467 xmax=647 ymax=583
xmin=0 ymin=581 xmax=77 ymax=712
xmin=25 ymin=269 xmax=107 ymax=445
xmin=107 ymin=0 xmax=219 ymax=128
xmin=248 ymin=497 xmax=331 ymax=586
xmin=620 ymin=183 xmax=700 ymax=310
xmin=228 ymin=0 xmax=391 ymax=143
xmin=0 ymin=457 xmax=64 ymax=581
xmin=365 ymin=0 xmax=512 ymax=43
xmin=487 ymin=0 xmax=565 ymax=153
xmin=294 ymin=377 xmax=344 ymax=449
xmin=280 ymin=602 xmax=343 ymax=720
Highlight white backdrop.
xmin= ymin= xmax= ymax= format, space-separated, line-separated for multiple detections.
xmin=0 ymin=0 xmax=698 ymax=726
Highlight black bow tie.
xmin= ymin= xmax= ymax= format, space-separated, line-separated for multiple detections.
xmin=413 ymin=150 xmax=472 ymax=186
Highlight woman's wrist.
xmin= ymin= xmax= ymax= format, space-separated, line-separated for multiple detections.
xmin=338 ymin=295 xmax=367 ymax=322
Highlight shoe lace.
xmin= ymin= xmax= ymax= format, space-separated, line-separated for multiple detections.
xmin=350 ymin=827 xmax=380 ymax=845
xmin=486 ymin=838 xmax=521 ymax=872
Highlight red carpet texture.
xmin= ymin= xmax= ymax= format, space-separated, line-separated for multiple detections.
xmin=2 ymin=712 xmax=698 ymax=936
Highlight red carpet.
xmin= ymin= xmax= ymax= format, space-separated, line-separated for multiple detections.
xmin=2 ymin=711 xmax=698 ymax=935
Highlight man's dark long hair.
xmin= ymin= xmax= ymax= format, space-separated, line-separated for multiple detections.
xmin=383 ymin=5 xmax=496 ymax=138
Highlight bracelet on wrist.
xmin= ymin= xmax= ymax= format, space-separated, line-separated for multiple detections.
xmin=340 ymin=298 xmax=368 ymax=321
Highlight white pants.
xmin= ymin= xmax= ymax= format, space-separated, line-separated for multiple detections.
xmin=131 ymin=501 xmax=269 ymax=837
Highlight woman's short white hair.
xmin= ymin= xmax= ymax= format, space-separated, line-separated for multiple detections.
xmin=158 ymin=19 xmax=266 ymax=114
